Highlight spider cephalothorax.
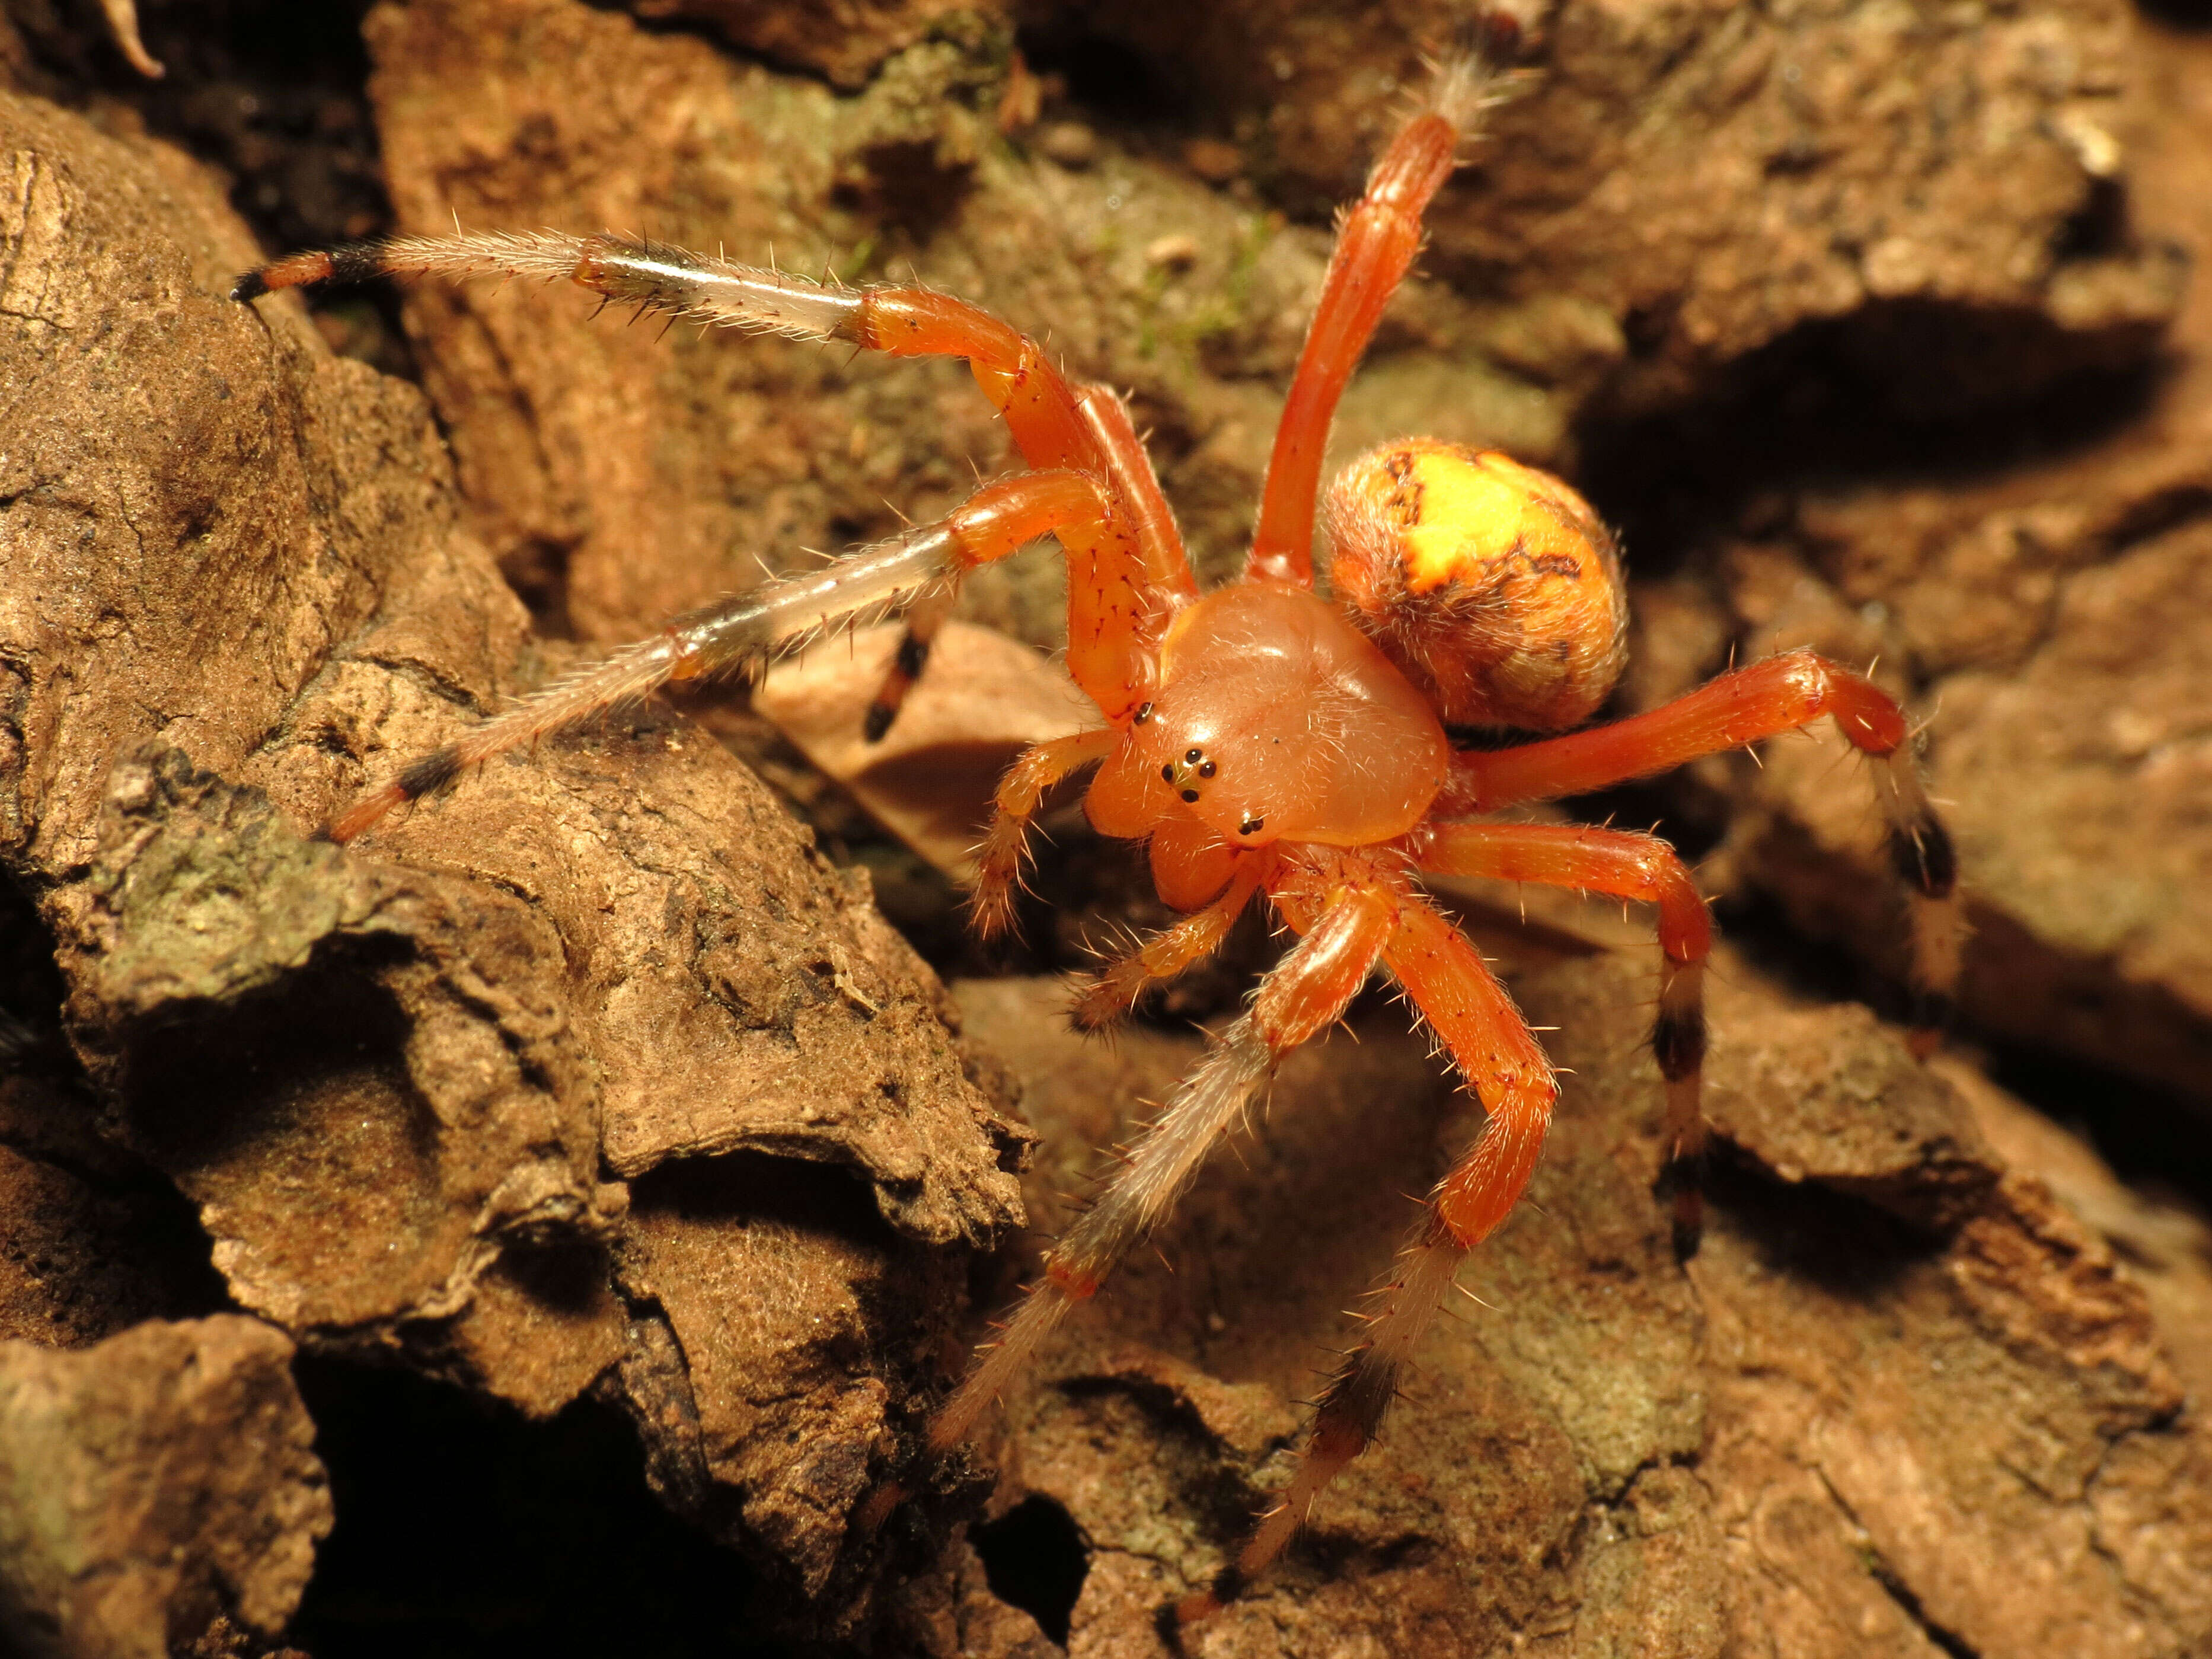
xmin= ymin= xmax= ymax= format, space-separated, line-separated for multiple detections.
xmin=237 ymin=21 xmax=1962 ymax=1628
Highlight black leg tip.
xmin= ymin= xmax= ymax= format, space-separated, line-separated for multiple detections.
xmin=396 ymin=744 xmax=465 ymax=802
xmin=1671 ymin=1214 xmax=1704 ymax=1264
xmin=1658 ymin=1157 xmax=1705 ymax=1262
xmin=1907 ymin=990 xmax=1957 ymax=1034
xmin=895 ymin=630 xmax=931 ymax=679
xmin=231 ymin=270 xmax=270 ymax=302
xmin=862 ymin=703 xmax=896 ymax=744
xmin=1889 ymin=812 xmax=1959 ymax=899
xmin=1153 ymin=1601 xmax=1191 ymax=1653
xmin=1477 ymin=9 xmax=1524 ymax=63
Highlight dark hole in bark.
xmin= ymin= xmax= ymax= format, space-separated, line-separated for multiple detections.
xmin=2137 ymin=0 xmax=2212 ymax=30
xmin=1984 ymin=1039 xmax=2212 ymax=1215
xmin=1575 ymin=307 xmax=2168 ymax=583
xmin=1017 ymin=28 xmax=1189 ymax=128
xmin=291 ymin=1355 xmax=796 ymax=1657
xmin=971 ymin=1493 xmax=1090 ymax=1645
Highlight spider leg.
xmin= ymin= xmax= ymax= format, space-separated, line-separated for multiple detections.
xmin=1180 ymin=886 xmax=1556 ymax=1626
xmin=969 ymin=728 xmax=1122 ymax=939
xmin=861 ymin=590 xmax=953 ymax=743
xmin=327 ymin=470 xmax=1116 ymax=842
xmin=908 ymin=878 xmax=1397 ymax=1467
xmin=1069 ymin=857 xmax=1268 ymax=1030
xmin=1245 ymin=48 xmax=1514 ymax=586
xmin=1075 ymin=382 xmax=1190 ymax=598
xmin=1441 ymin=647 xmax=1964 ymax=1047
xmin=860 ymin=383 xmax=1189 ymax=743
xmin=1411 ymin=820 xmax=1711 ymax=1251
xmin=237 ymin=234 xmax=1195 ymax=717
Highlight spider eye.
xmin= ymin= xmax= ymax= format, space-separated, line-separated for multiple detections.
xmin=1180 ymin=789 xmax=1201 ymax=803
xmin=1198 ymin=760 xmax=1217 ymax=779
xmin=1160 ymin=764 xmax=1175 ymax=783
xmin=1185 ymin=747 xmax=1204 ymax=763
xmin=1239 ymin=815 xmax=1265 ymax=836
xmin=1134 ymin=703 xmax=1153 ymax=723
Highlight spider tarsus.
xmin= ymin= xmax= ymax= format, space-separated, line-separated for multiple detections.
xmin=1166 ymin=1561 xmax=1250 ymax=1635
xmin=1470 ymin=6 xmax=1523 ymax=64
xmin=1670 ymin=1189 xmax=1705 ymax=1262
xmin=1166 ymin=1563 xmax=1249 ymax=1634
xmin=965 ymin=886 xmax=1020 ymax=944
xmin=233 ymin=243 xmax=393 ymax=302
xmin=861 ymin=701 xmax=896 ymax=742
xmin=326 ymin=784 xmax=403 ymax=845
xmin=1654 ymin=1146 xmax=1706 ymax=1259
xmin=1905 ymin=990 xmax=1956 ymax=1060
xmin=1888 ymin=811 xmax=1959 ymax=899
xmin=325 ymin=743 xmax=465 ymax=844
xmin=1066 ymin=977 xmax=1129 ymax=1033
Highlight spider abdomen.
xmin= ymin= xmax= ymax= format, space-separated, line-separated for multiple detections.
xmin=1086 ymin=584 xmax=1447 ymax=858
xmin=1327 ymin=439 xmax=1627 ymax=733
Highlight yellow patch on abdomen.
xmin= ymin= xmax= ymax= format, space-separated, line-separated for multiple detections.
xmin=1396 ymin=447 xmax=1600 ymax=598
xmin=1326 ymin=438 xmax=1629 ymax=732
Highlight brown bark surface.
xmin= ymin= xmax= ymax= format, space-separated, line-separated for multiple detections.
xmin=0 ymin=1316 xmax=330 ymax=1659
xmin=4 ymin=1 xmax=2212 ymax=1654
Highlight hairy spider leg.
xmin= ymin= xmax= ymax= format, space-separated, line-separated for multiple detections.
xmin=1410 ymin=820 xmax=1713 ymax=1248
xmin=915 ymin=877 xmax=1398 ymax=1454
xmin=325 ymin=470 xmax=1119 ymax=842
xmin=1075 ymin=381 xmax=1192 ymax=597
xmin=861 ymin=382 xmax=1192 ymax=741
xmin=969 ymin=727 xmax=1124 ymax=939
xmin=861 ymin=588 xmax=956 ymax=744
xmin=235 ymin=232 xmax=1192 ymax=722
xmin=1180 ymin=882 xmax=1556 ymax=1625
xmin=1437 ymin=647 xmax=1964 ymax=1045
xmin=846 ymin=288 xmax=1182 ymax=718
xmin=1070 ymin=855 xmax=1270 ymax=1030
xmin=1245 ymin=55 xmax=1506 ymax=587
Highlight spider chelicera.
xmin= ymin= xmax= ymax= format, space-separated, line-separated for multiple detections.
xmin=236 ymin=24 xmax=1961 ymax=1627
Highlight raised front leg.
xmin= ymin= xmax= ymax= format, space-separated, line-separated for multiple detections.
xmin=860 ymin=381 xmax=1192 ymax=742
xmin=328 ymin=470 xmax=1119 ymax=842
xmin=1245 ymin=42 xmax=1515 ymax=586
xmin=237 ymin=234 xmax=1192 ymax=717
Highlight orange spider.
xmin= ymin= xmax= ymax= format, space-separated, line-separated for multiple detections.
xmin=235 ymin=24 xmax=1962 ymax=1628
